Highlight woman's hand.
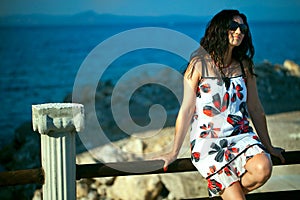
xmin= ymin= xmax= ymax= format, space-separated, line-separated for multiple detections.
xmin=154 ymin=152 xmax=178 ymax=172
xmin=268 ymin=146 xmax=285 ymax=164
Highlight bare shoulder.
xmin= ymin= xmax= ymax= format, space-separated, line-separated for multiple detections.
xmin=184 ymin=56 xmax=204 ymax=80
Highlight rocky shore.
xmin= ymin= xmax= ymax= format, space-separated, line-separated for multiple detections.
xmin=0 ymin=60 xmax=299 ymax=200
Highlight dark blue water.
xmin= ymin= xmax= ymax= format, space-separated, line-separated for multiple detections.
xmin=0 ymin=22 xmax=299 ymax=146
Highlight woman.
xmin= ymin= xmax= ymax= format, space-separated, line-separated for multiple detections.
xmin=157 ymin=10 xmax=285 ymax=199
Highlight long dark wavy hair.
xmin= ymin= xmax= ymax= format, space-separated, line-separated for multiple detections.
xmin=190 ymin=9 xmax=255 ymax=76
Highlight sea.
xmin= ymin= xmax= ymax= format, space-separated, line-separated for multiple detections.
xmin=0 ymin=21 xmax=299 ymax=147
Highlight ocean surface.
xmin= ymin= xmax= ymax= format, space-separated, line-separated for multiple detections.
xmin=0 ymin=21 xmax=299 ymax=147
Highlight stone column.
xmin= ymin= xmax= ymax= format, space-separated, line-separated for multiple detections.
xmin=32 ymin=103 xmax=84 ymax=200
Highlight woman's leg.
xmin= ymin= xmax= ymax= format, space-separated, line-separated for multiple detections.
xmin=241 ymin=153 xmax=272 ymax=193
xmin=220 ymin=181 xmax=246 ymax=200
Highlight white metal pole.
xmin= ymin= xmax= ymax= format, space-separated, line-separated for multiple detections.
xmin=32 ymin=103 xmax=84 ymax=200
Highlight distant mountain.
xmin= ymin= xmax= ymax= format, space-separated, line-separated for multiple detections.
xmin=0 ymin=10 xmax=209 ymax=26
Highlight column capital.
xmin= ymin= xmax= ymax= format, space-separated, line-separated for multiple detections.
xmin=32 ymin=103 xmax=84 ymax=134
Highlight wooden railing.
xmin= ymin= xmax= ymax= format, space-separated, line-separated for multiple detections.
xmin=76 ymin=151 xmax=299 ymax=178
xmin=0 ymin=103 xmax=299 ymax=200
xmin=0 ymin=151 xmax=299 ymax=199
xmin=0 ymin=151 xmax=299 ymax=181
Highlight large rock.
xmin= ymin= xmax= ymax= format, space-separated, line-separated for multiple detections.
xmin=255 ymin=61 xmax=300 ymax=114
xmin=106 ymin=175 xmax=163 ymax=200
xmin=283 ymin=60 xmax=300 ymax=77
xmin=77 ymin=143 xmax=128 ymax=164
xmin=160 ymin=172 xmax=207 ymax=199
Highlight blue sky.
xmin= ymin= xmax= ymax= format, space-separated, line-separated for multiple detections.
xmin=1 ymin=0 xmax=300 ymax=21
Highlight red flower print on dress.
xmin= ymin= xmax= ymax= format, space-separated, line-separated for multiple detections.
xmin=207 ymin=179 xmax=223 ymax=195
xmin=200 ymin=83 xmax=211 ymax=93
xmin=231 ymin=82 xmax=244 ymax=102
xmin=190 ymin=139 xmax=201 ymax=162
xmin=224 ymin=148 xmax=239 ymax=160
xmin=234 ymin=167 xmax=241 ymax=176
xmin=217 ymin=165 xmax=234 ymax=176
xmin=200 ymin=122 xmax=220 ymax=138
xmin=227 ymin=115 xmax=253 ymax=136
xmin=252 ymin=135 xmax=260 ymax=142
xmin=207 ymin=165 xmax=218 ymax=176
xmin=223 ymin=166 xmax=233 ymax=176
xmin=239 ymin=102 xmax=249 ymax=117
xmin=208 ymin=139 xmax=239 ymax=162
xmin=191 ymin=152 xmax=201 ymax=162
xmin=209 ymin=165 xmax=216 ymax=173
xmin=207 ymin=165 xmax=234 ymax=177
xmin=203 ymin=93 xmax=229 ymax=117
xmin=196 ymin=83 xmax=211 ymax=98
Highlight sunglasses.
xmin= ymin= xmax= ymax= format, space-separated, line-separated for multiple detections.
xmin=229 ymin=21 xmax=248 ymax=34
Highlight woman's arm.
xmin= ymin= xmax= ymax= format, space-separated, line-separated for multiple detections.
xmin=157 ymin=59 xmax=201 ymax=171
xmin=246 ymin=66 xmax=285 ymax=163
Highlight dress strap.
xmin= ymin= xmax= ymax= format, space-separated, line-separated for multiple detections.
xmin=201 ymin=61 xmax=209 ymax=77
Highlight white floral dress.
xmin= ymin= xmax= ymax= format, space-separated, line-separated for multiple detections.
xmin=190 ymin=74 xmax=268 ymax=197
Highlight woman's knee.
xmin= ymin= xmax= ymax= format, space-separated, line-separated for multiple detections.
xmin=249 ymin=154 xmax=272 ymax=182
xmin=221 ymin=182 xmax=246 ymax=200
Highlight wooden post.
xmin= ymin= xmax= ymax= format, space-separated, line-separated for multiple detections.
xmin=32 ymin=103 xmax=84 ymax=200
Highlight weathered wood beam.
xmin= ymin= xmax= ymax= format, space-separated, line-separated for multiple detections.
xmin=76 ymin=150 xmax=300 ymax=179
xmin=0 ymin=168 xmax=44 ymax=186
